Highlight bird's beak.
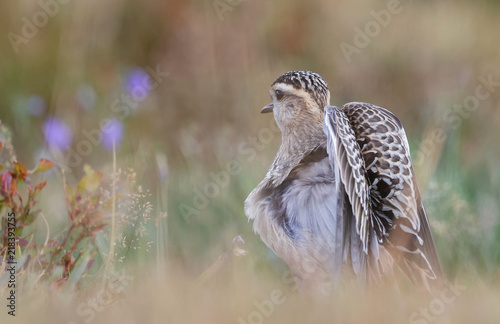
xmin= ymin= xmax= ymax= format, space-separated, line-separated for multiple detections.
xmin=261 ymin=103 xmax=274 ymax=114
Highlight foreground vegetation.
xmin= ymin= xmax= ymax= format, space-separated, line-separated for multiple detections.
xmin=1 ymin=124 xmax=499 ymax=323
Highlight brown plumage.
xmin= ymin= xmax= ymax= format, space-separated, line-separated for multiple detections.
xmin=245 ymin=71 xmax=443 ymax=295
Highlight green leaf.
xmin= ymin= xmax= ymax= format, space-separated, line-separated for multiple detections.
xmin=77 ymin=165 xmax=103 ymax=193
xmin=14 ymin=225 xmax=24 ymax=237
xmin=32 ymin=158 xmax=55 ymax=174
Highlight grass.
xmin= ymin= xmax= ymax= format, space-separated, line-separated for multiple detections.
xmin=1 ymin=111 xmax=500 ymax=323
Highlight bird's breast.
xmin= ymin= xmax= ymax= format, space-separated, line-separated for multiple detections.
xmin=273 ymin=156 xmax=347 ymax=280
xmin=280 ymin=157 xmax=341 ymax=246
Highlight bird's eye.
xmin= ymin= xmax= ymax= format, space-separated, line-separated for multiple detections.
xmin=275 ymin=89 xmax=284 ymax=100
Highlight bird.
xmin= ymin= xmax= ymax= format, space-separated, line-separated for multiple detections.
xmin=244 ymin=70 xmax=443 ymax=295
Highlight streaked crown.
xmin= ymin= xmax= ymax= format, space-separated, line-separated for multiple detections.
xmin=272 ymin=71 xmax=330 ymax=108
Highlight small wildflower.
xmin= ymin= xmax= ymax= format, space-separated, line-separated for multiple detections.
xmin=125 ymin=68 xmax=151 ymax=101
xmin=43 ymin=117 xmax=73 ymax=150
xmin=101 ymin=118 xmax=124 ymax=151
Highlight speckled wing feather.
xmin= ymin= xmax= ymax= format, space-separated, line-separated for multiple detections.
xmin=339 ymin=102 xmax=443 ymax=291
xmin=324 ymin=106 xmax=372 ymax=254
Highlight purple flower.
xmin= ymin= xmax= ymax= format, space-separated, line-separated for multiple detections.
xmin=27 ymin=95 xmax=45 ymax=116
xmin=101 ymin=118 xmax=124 ymax=151
xmin=43 ymin=117 xmax=73 ymax=150
xmin=125 ymin=68 xmax=151 ymax=101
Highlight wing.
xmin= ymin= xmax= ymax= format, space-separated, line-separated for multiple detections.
xmin=323 ymin=106 xmax=372 ymax=254
xmin=324 ymin=105 xmax=388 ymax=286
xmin=340 ymin=102 xmax=443 ymax=291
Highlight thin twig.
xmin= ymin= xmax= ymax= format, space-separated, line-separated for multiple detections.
xmin=105 ymin=140 xmax=117 ymax=279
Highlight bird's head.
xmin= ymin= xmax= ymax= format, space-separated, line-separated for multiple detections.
xmin=262 ymin=71 xmax=330 ymax=131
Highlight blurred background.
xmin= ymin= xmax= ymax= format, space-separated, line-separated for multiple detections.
xmin=0 ymin=0 xmax=499 ymax=322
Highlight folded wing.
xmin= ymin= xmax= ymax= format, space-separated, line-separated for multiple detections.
xmin=324 ymin=103 xmax=443 ymax=291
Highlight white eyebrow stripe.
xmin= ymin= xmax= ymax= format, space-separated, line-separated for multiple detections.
xmin=272 ymin=83 xmax=297 ymax=93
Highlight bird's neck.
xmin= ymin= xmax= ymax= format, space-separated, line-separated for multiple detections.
xmin=281 ymin=126 xmax=326 ymax=156
xmin=265 ymin=125 xmax=326 ymax=187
